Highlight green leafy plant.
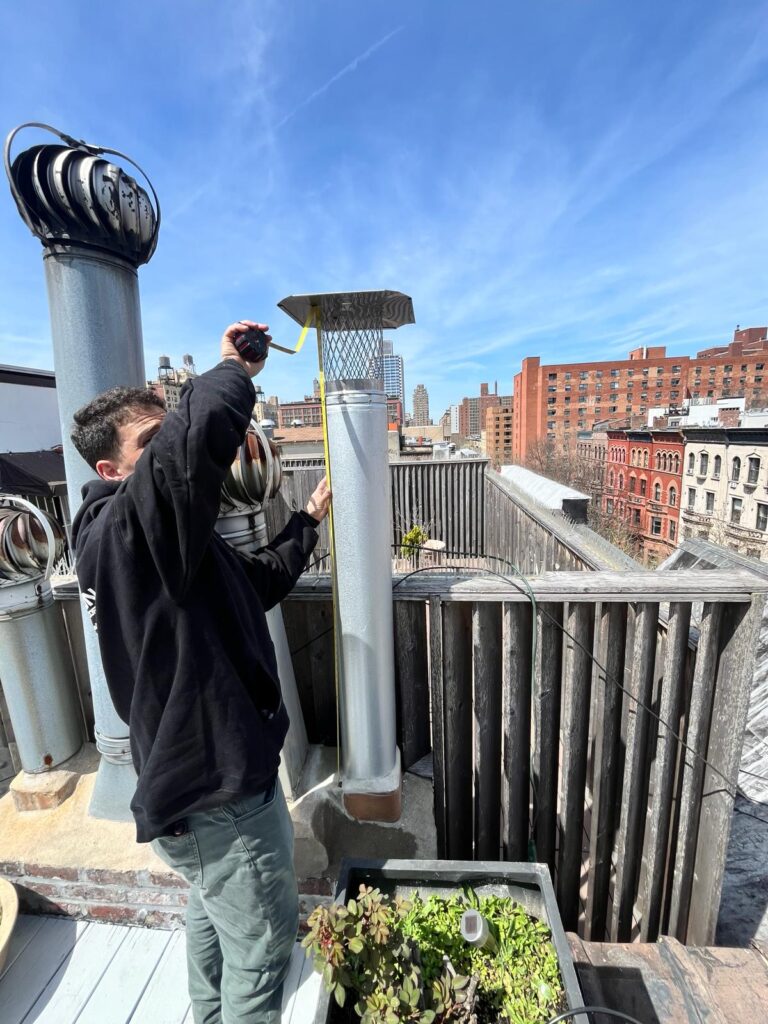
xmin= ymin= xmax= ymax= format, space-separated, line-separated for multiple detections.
xmin=400 ymin=525 xmax=429 ymax=559
xmin=303 ymin=884 xmax=563 ymax=1024
xmin=303 ymin=885 xmax=470 ymax=1023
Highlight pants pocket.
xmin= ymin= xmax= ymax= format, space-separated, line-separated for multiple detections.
xmin=151 ymin=831 xmax=203 ymax=888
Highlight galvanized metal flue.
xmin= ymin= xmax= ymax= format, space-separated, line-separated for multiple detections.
xmin=5 ymin=122 xmax=160 ymax=820
xmin=0 ymin=496 xmax=83 ymax=773
xmin=215 ymin=421 xmax=309 ymax=798
xmin=278 ymin=291 xmax=414 ymax=816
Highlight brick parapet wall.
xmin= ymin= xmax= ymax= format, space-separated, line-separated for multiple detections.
xmin=0 ymin=860 xmax=332 ymax=929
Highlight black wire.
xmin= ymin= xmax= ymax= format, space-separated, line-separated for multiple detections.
xmin=546 ymin=1007 xmax=646 ymax=1024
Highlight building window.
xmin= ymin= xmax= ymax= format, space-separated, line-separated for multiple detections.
xmin=713 ymin=455 xmax=721 ymax=479
xmin=654 ymin=482 xmax=661 ymax=501
xmin=757 ymin=504 xmax=768 ymax=532
xmin=672 ymin=365 xmax=681 ymax=373
xmin=633 ymin=509 xmax=641 ymax=525
xmin=640 ymin=478 xmax=647 ymax=496
xmin=656 ymin=367 xmax=664 ymax=375
xmin=642 ymin=450 xmax=648 ymax=468
xmin=655 ymin=392 xmax=662 ymax=401
xmin=655 ymin=453 xmax=661 ymax=470
xmin=699 ymin=453 xmax=709 ymax=476
xmin=671 ymin=378 xmax=680 ymax=386
xmin=611 ymin=382 xmax=619 ymax=390
xmin=748 ymin=456 xmax=760 ymax=484
xmin=669 ymin=486 xmax=677 ymax=506
xmin=629 ymin=475 xmax=636 ymax=493
xmin=757 ymin=363 xmax=765 ymax=371
xmin=606 ymin=498 xmax=614 ymax=514
xmin=742 ymin=364 xmax=748 ymax=372
xmin=580 ymin=371 xmax=588 ymax=379
xmin=731 ymin=497 xmax=743 ymax=524
xmin=564 ymin=371 xmax=571 ymax=380
xmin=673 ymin=453 xmax=680 ymax=473
xmin=548 ymin=373 xmax=557 ymax=381
xmin=619 ymin=473 xmax=624 ymax=489
xmin=596 ymin=370 xmax=603 ymax=378
xmin=548 ymin=397 xmax=556 ymax=404
xmin=651 ymin=517 xmax=662 ymax=536
xmin=688 ymin=488 xmax=696 ymax=509
xmin=669 ymin=520 xmax=676 ymax=541
xmin=732 ymin=457 xmax=741 ymax=482
xmin=608 ymin=470 xmax=614 ymax=487
xmin=687 ymin=453 xmax=695 ymax=475
xmin=757 ymin=377 xmax=763 ymax=384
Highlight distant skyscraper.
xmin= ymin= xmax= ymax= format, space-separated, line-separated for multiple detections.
xmin=450 ymin=404 xmax=460 ymax=434
xmin=369 ymin=339 xmax=405 ymax=403
xmin=413 ymin=384 xmax=430 ymax=427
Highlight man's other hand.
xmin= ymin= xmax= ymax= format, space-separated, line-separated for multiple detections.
xmin=306 ymin=478 xmax=332 ymax=523
xmin=221 ymin=321 xmax=270 ymax=378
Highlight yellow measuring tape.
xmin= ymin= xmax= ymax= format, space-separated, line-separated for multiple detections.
xmin=312 ymin=306 xmax=343 ymax=779
xmin=269 ymin=307 xmax=315 ymax=355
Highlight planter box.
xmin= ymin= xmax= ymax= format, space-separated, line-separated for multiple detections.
xmin=312 ymin=859 xmax=584 ymax=1024
xmin=0 ymin=877 xmax=19 ymax=976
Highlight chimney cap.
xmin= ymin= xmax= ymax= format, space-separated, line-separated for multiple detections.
xmin=278 ymin=290 xmax=415 ymax=331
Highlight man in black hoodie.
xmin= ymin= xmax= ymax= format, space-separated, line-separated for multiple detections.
xmin=71 ymin=320 xmax=330 ymax=1024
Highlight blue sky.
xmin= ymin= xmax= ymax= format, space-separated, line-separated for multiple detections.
xmin=1 ymin=1 xmax=768 ymax=418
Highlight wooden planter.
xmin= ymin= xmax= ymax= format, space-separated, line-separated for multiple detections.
xmin=313 ymin=858 xmax=585 ymax=1024
xmin=0 ymin=877 xmax=19 ymax=976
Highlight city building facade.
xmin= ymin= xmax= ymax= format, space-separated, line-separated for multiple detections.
xmin=279 ymin=398 xmax=322 ymax=428
xmin=679 ymin=428 xmax=768 ymax=562
xmin=412 ymin=384 xmax=430 ymax=427
xmin=603 ymin=429 xmax=684 ymax=564
xmin=458 ymin=383 xmax=512 ymax=438
xmin=387 ymin=398 xmax=404 ymax=427
xmin=485 ymin=405 xmax=514 ymax=467
xmin=369 ymin=339 xmax=405 ymax=404
xmin=0 ymin=363 xmax=61 ymax=451
xmin=512 ymin=327 xmax=768 ymax=461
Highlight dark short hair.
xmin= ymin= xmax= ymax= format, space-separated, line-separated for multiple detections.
xmin=71 ymin=387 xmax=166 ymax=469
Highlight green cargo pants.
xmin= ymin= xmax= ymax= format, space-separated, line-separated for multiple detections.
xmin=152 ymin=777 xmax=298 ymax=1024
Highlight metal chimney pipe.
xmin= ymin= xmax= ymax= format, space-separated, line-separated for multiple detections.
xmin=4 ymin=123 xmax=160 ymax=820
xmin=215 ymin=422 xmax=309 ymax=797
xmin=278 ymin=290 xmax=415 ymax=822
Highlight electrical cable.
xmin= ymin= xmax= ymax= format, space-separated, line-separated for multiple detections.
xmin=546 ymin=1007 xmax=646 ymax=1024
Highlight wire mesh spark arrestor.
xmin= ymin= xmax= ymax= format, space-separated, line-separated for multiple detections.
xmin=278 ymin=291 xmax=415 ymax=822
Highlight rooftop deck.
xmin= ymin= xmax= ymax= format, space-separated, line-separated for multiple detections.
xmin=0 ymin=916 xmax=320 ymax=1024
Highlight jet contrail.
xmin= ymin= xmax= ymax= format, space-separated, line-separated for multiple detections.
xmin=274 ymin=24 xmax=404 ymax=130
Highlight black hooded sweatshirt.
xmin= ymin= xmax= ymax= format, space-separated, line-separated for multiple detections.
xmin=71 ymin=359 xmax=319 ymax=842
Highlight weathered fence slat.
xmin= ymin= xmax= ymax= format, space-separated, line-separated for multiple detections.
xmin=429 ymin=596 xmax=447 ymax=857
xmin=687 ymin=595 xmax=766 ymax=945
xmin=473 ymin=602 xmax=503 ymax=859
xmin=585 ymin=602 xmax=628 ymax=941
xmin=640 ymin=602 xmax=692 ymax=942
xmin=532 ymin=602 xmax=564 ymax=875
xmin=393 ymin=602 xmax=431 ymax=770
xmin=443 ymin=601 xmax=473 ymax=859
xmin=502 ymin=602 xmax=533 ymax=861
xmin=668 ymin=601 xmax=723 ymax=940
xmin=611 ymin=602 xmax=659 ymax=941
xmin=557 ymin=602 xmax=595 ymax=931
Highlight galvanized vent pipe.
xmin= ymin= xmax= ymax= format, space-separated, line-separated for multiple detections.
xmin=215 ymin=422 xmax=308 ymax=798
xmin=278 ymin=290 xmax=415 ymax=821
xmin=5 ymin=123 xmax=160 ymax=819
xmin=0 ymin=496 xmax=83 ymax=772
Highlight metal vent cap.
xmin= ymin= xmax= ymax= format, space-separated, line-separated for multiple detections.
xmin=4 ymin=122 xmax=160 ymax=267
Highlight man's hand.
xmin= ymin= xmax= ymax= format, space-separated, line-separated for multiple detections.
xmin=306 ymin=478 xmax=332 ymax=523
xmin=221 ymin=320 xmax=270 ymax=378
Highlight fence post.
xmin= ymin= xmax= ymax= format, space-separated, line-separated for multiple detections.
xmin=686 ymin=594 xmax=765 ymax=945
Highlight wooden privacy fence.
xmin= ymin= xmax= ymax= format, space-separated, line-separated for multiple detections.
xmin=283 ymin=569 xmax=766 ymax=947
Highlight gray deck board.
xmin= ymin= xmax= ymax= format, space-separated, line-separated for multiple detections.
xmin=0 ymin=917 xmax=321 ymax=1024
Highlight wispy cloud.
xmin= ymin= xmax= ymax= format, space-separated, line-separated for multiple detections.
xmin=273 ymin=24 xmax=404 ymax=131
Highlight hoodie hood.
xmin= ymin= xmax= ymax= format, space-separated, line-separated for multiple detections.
xmin=71 ymin=478 xmax=120 ymax=551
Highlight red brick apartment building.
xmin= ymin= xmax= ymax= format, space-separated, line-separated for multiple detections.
xmin=604 ymin=430 xmax=684 ymax=563
xmin=512 ymin=326 xmax=768 ymax=460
